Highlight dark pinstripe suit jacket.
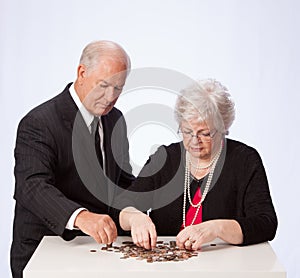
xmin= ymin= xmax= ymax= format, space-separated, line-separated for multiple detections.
xmin=10 ymin=83 xmax=135 ymax=277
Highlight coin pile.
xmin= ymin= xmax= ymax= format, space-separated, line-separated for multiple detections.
xmin=101 ymin=241 xmax=198 ymax=263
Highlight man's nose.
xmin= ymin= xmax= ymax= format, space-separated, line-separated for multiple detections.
xmin=104 ymin=87 xmax=119 ymax=103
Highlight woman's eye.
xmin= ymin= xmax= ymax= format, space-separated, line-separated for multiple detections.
xmin=202 ymin=133 xmax=210 ymax=137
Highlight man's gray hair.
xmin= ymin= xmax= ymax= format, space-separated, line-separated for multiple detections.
xmin=175 ymin=78 xmax=235 ymax=135
xmin=79 ymin=40 xmax=131 ymax=74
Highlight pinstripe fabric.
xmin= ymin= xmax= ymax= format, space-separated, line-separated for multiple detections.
xmin=10 ymin=83 xmax=135 ymax=278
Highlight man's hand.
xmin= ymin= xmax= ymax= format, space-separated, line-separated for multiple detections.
xmin=74 ymin=210 xmax=117 ymax=244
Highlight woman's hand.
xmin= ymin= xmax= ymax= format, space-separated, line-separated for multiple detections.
xmin=177 ymin=220 xmax=219 ymax=250
xmin=176 ymin=219 xmax=243 ymax=250
xmin=130 ymin=212 xmax=157 ymax=249
xmin=120 ymin=207 xmax=157 ymax=249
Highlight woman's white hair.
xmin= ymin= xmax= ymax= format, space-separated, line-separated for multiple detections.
xmin=79 ymin=40 xmax=131 ymax=74
xmin=175 ymin=78 xmax=235 ymax=135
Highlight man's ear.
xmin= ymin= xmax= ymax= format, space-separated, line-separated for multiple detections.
xmin=77 ymin=64 xmax=87 ymax=83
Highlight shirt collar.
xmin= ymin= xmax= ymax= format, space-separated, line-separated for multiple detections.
xmin=69 ymin=83 xmax=98 ymax=129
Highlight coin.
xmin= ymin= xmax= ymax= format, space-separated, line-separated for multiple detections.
xmin=170 ymin=241 xmax=176 ymax=248
xmin=100 ymin=240 xmax=198 ymax=262
xmin=122 ymin=241 xmax=134 ymax=244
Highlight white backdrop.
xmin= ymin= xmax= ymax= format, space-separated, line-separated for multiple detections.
xmin=1 ymin=0 xmax=299 ymax=277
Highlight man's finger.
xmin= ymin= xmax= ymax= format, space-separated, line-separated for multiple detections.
xmin=98 ymin=229 xmax=109 ymax=244
xmin=92 ymin=232 xmax=103 ymax=244
xmin=104 ymin=224 xmax=117 ymax=244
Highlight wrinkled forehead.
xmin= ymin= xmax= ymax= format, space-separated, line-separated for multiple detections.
xmin=98 ymin=71 xmax=127 ymax=86
xmin=97 ymin=54 xmax=129 ymax=71
xmin=92 ymin=59 xmax=128 ymax=84
xmin=180 ymin=118 xmax=211 ymax=131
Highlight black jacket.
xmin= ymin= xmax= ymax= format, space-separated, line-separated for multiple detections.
xmin=11 ymin=83 xmax=135 ymax=277
xmin=121 ymin=139 xmax=277 ymax=245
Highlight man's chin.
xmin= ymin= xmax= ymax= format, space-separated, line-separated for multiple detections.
xmin=96 ymin=106 xmax=113 ymax=116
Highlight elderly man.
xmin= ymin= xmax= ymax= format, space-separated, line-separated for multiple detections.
xmin=11 ymin=40 xmax=135 ymax=278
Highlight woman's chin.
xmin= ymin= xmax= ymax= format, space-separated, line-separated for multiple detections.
xmin=189 ymin=149 xmax=211 ymax=160
xmin=189 ymin=149 xmax=202 ymax=158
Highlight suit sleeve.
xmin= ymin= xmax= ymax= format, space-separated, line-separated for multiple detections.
xmin=235 ymin=148 xmax=278 ymax=245
xmin=14 ymin=113 xmax=82 ymax=236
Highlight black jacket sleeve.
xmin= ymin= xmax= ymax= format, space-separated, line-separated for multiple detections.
xmin=14 ymin=113 xmax=82 ymax=236
xmin=234 ymin=146 xmax=278 ymax=245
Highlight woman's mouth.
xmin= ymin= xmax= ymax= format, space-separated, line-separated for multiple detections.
xmin=190 ymin=146 xmax=202 ymax=152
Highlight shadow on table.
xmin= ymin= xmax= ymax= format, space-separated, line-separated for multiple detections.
xmin=200 ymin=242 xmax=232 ymax=252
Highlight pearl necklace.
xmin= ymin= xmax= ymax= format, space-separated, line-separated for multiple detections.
xmin=188 ymin=157 xmax=215 ymax=170
xmin=182 ymin=142 xmax=223 ymax=228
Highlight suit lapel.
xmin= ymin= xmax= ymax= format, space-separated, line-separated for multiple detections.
xmin=55 ymin=83 xmax=79 ymax=132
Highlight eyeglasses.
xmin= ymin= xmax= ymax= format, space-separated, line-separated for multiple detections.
xmin=177 ymin=129 xmax=217 ymax=142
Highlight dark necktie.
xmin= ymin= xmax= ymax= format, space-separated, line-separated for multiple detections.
xmin=91 ymin=117 xmax=103 ymax=168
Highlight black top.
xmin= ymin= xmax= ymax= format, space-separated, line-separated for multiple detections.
xmin=119 ymin=139 xmax=277 ymax=245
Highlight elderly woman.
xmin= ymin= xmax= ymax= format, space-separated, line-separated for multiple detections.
xmin=119 ymin=78 xmax=277 ymax=250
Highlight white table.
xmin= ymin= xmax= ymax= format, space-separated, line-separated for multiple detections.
xmin=24 ymin=236 xmax=286 ymax=278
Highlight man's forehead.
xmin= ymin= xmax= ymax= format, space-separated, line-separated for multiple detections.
xmin=97 ymin=78 xmax=125 ymax=87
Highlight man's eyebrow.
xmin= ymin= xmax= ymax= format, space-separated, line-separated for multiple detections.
xmin=97 ymin=79 xmax=124 ymax=88
xmin=116 ymin=83 xmax=125 ymax=88
xmin=98 ymin=79 xmax=109 ymax=85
